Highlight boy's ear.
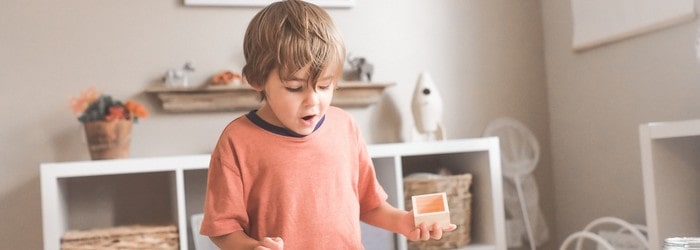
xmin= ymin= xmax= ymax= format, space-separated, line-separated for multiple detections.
xmin=248 ymin=82 xmax=264 ymax=92
xmin=244 ymin=76 xmax=263 ymax=91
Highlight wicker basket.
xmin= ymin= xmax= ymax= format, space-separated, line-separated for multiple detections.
xmin=404 ymin=173 xmax=472 ymax=250
xmin=84 ymin=120 xmax=132 ymax=160
xmin=60 ymin=224 xmax=178 ymax=250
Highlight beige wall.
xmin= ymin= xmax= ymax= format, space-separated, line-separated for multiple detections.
xmin=0 ymin=0 xmax=550 ymax=249
xmin=542 ymin=0 xmax=700 ymax=245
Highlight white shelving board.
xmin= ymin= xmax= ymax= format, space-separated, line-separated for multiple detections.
xmin=369 ymin=138 xmax=506 ymax=250
xmin=639 ymin=119 xmax=700 ymax=249
xmin=41 ymin=137 xmax=505 ymax=250
xmin=40 ymin=154 xmax=211 ymax=250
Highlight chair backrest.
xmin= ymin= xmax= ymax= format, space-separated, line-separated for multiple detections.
xmin=483 ymin=117 xmax=540 ymax=179
xmin=560 ymin=231 xmax=616 ymax=250
xmin=561 ymin=216 xmax=649 ymax=250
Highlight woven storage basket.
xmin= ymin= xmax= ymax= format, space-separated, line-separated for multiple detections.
xmin=404 ymin=173 xmax=472 ymax=250
xmin=60 ymin=224 xmax=178 ymax=250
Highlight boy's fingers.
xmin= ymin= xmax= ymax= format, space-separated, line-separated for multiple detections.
xmin=442 ymin=224 xmax=458 ymax=232
xmin=408 ymin=223 xmax=461 ymax=241
xmin=419 ymin=223 xmax=430 ymax=241
xmin=259 ymin=237 xmax=284 ymax=249
xmin=407 ymin=228 xmax=420 ymax=241
xmin=430 ymin=223 xmax=443 ymax=239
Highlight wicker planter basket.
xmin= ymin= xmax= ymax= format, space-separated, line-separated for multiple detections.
xmin=84 ymin=119 xmax=132 ymax=160
xmin=60 ymin=224 xmax=178 ymax=250
xmin=404 ymin=173 xmax=473 ymax=250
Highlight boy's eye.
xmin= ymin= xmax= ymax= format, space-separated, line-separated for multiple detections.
xmin=286 ymin=86 xmax=303 ymax=92
xmin=283 ymin=80 xmax=303 ymax=92
xmin=317 ymin=82 xmax=333 ymax=90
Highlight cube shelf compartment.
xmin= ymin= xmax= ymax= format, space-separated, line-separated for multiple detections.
xmin=639 ymin=119 xmax=700 ymax=249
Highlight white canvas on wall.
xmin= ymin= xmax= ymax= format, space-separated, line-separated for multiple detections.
xmin=184 ymin=0 xmax=354 ymax=8
xmin=571 ymin=0 xmax=695 ymax=51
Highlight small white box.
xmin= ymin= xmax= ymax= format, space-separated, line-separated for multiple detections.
xmin=412 ymin=192 xmax=450 ymax=228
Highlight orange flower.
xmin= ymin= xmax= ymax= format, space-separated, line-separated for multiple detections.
xmin=104 ymin=106 xmax=126 ymax=122
xmin=69 ymin=87 xmax=100 ymax=116
xmin=125 ymin=100 xmax=149 ymax=120
xmin=70 ymin=87 xmax=150 ymax=123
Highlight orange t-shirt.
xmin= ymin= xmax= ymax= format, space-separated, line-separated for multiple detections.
xmin=200 ymin=107 xmax=388 ymax=249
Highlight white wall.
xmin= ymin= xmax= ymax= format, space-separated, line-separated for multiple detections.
xmin=542 ymin=0 xmax=700 ymax=244
xmin=0 ymin=0 xmax=550 ymax=249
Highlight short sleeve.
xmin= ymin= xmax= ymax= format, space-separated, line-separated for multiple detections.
xmin=355 ymin=125 xmax=388 ymax=214
xmin=199 ymin=133 xmax=249 ymax=237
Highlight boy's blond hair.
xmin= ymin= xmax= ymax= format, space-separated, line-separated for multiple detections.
xmin=242 ymin=0 xmax=346 ymax=98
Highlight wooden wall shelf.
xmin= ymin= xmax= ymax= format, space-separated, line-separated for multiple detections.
xmin=145 ymin=81 xmax=395 ymax=112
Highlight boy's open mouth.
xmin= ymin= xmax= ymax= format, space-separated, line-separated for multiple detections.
xmin=302 ymin=115 xmax=314 ymax=121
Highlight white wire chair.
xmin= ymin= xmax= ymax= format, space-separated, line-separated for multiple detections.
xmin=560 ymin=216 xmax=648 ymax=250
xmin=483 ymin=117 xmax=543 ymax=249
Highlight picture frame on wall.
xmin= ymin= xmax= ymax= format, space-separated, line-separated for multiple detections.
xmin=570 ymin=0 xmax=695 ymax=51
xmin=184 ymin=0 xmax=354 ymax=8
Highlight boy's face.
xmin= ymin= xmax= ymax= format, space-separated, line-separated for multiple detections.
xmin=255 ymin=65 xmax=336 ymax=136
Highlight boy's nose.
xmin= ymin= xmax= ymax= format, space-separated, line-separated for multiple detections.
xmin=303 ymin=88 xmax=320 ymax=106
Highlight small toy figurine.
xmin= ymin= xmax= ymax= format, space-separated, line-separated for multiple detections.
xmin=347 ymin=56 xmax=374 ymax=82
xmin=411 ymin=71 xmax=446 ymax=141
xmin=164 ymin=61 xmax=195 ymax=87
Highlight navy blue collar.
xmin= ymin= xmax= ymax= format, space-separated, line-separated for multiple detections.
xmin=246 ymin=110 xmax=325 ymax=138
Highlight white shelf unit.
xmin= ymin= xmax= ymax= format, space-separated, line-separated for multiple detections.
xmin=639 ymin=119 xmax=700 ymax=249
xmin=41 ymin=138 xmax=506 ymax=250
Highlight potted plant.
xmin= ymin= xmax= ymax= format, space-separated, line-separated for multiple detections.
xmin=70 ymin=87 xmax=148 ymax=160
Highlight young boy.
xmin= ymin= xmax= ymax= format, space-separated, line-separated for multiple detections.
xmin=200 ymin=1 xmax=456 ymax=249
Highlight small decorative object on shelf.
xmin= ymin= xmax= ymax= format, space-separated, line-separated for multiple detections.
xmin=163 ymin=61 xmax=195 ymax=87
xmin=210 ymin=70 xmax=243 ymax=86
xmin=411 ymin=71 xmax=446 ymax=141
xmin=346 ymin=54 xmax=374 ymax=82
xmin=70 ymin=87 xmax=149 ymax=160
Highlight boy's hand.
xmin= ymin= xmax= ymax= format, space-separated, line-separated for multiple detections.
xmin=401 ymin=210 xmax=457 ymax=241
xmin=406 ymin=222 xmax=458 ymax=241
xmin=255 ymin=237 xmax=284 ymax=250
